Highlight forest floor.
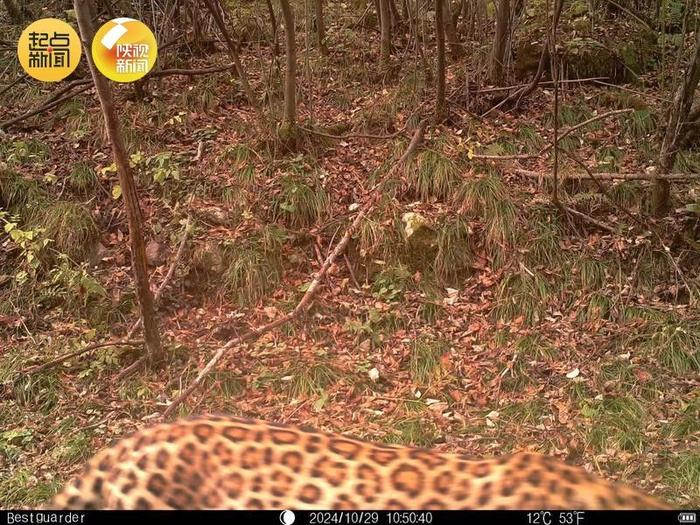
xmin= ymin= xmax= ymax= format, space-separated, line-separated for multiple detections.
xmin=1 ymin=7 xmax=699 ymax=510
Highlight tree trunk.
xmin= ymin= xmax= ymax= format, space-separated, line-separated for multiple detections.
xmin=442 ymin=0 xmax=462 ymax=58
xmin=73 ymin=0 xmax=163 ymax=366
xmin=314 ymin=0 xmax=328 ymax=55
xmin=202 ymin=0 xmax=259 ymax=112
xmin=654 ymin=29 xmax=700 ymax=215
xmin=3 ymin=0 xmax=22 ymax=23
xmin=279 ymin=0 xmax=298 ymax=134
xmin=490 ymin=0 xmax=511 ymax=85
xmin=379 ymin=0 xmax=392 ymax=64
xmin=435 ymin=0 xmax=447 ymax=121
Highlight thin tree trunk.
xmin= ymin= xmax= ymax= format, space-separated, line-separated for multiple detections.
xmin=490 ymin=0 xmax=511 ymax=85
xmin=436 ymin=0 xmax=447 ymax=120
xmin=654 ymin=29 xmax=700 ymax=215
xmin=265 ymin=0 xmax=280 ymax=57
xmin=2 ymin=0 xmax=22 ymax=23
xmin=202 ymin=0 xmax=259 ymax=112
xmin=442 ymin=0 xmax=462 ymax=58
xmin=73 ymin=0 xmax=163 ymax=366
xmin=279 ymin=0 xmax=298 ymax=132
xmin=314 ymin=0 xmax=328 ymax=55
xmin=379 ymin=0 xmax=392 ymax=64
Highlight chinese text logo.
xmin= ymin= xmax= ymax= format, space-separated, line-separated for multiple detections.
xmin=92 ymin=18 xmax=158 ymax=82
xmin=17 ymin=18 xmax=81 ymax=82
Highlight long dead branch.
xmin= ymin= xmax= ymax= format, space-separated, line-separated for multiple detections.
xmin=161 ymin=121 xmax=428 ymax=419
xmin=515 ymin=169 xmax=700 ymax=181
xmin=1 ymin=65 xmax=239 ymax=130
xmin=20 ymin=340 xmax=144 ymax=375
xmin=472 ymin=109 xmax=633 ymax=161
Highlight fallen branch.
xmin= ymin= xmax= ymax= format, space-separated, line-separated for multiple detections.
xmin=20 ymin=340 xmax=144 ymax=375
xmin=161 ymin=121 xmax=428 ymax=419
xmin=475 ymin=77 xmax=607 ymax=94
xmin=299 ymin=124 xmax=409 ymax=141
xmin=562 ymin=205 xmax=616 ymax=233
xmin=472 ymin=109 xmax=633 ymax=161
xmin=0 ymin=81 xmax=92 ymax=129
xmin=515 ymin=168 xmax=700 ymax=181
xmin=1 ymin=65 xmax=239 ymax=130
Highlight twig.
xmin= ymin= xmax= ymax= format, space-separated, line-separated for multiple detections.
xmin=21 ymin=340 xmax=144 ymax=375
xmin=161 ymin=121 xmax=428 ymax=419
xmin=515 ymin=169 xmax=700 ymax=181
xmin=344 ymin=253 xmax=361 ymax=289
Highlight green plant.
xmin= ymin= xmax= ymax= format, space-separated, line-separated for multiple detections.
xmin=434 ymin=217 xmax=472 ymax=284
xmin=372 ymin=264 xmax=412 ymax=302
xmin=0 ymin=211 xmax=50 ymax=285
xmin=270 ymin=174 xmax=328 ymax=228
xmin=404 ymin=148 xmax=459 ymax=200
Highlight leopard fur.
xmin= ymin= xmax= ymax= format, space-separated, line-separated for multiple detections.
xmin=48 ymin=415 xmax=668 ymax=510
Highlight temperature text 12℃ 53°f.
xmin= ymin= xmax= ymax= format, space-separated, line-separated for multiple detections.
xmin=527 ymin=511 xmax=585 ymax=525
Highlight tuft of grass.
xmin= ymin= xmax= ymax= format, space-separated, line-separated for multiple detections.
xmin=523 ymin=206 xmax=564 ymax=267
xmin=518 ymin=126 xmax=545 ymax=152
xmin=270 ymin=174 xmax=328 ymax=228
xmin=0 ymin=469 xmax=62 ymax=508
xmin=644 ymin=323 xmax=700 ymax=374
xmin=579 ymin=292 xmax=613 ymax=321
xmin=583 ymin=396 xmax=647 ymax=453
xmin=668 ymin=396 xmax=700 ymax=439
xmin=458 ymin=173 xmax=516 ymax=261
xmin=578 ymin=257 xmax=607 ymax=290
xmin=501 ymin=399 xmax=548 ymax=425
xmin=410 ymin=337 xmax=448 ymax=385
xmin=609 ymin=181 xmax=644 ymax=209
xmin=222 ymin=245 xmax=282 ymax=306
xmin=515 ymin=334 xmax=558 ymax=361
xmin=663 ymin=453 xmax=700 ymax=500
xmin=493 ymin=270 xmax=551 ymax=326
xmin=356 ymin=199 xmax=402 ymax=263
xmin=286 ymin=361 xmax=338 ymax=398
xmin=12 ymin=373 xmax=60 ymax=414
xmin=621 ymin=109 xmax=657 ymax=139
xmin=37 ymin=201 xmax=99 ymax=263
xmin=404 ymin=148 xmax=459 ymax=200
xmin=2 ymin=139 xmax=51 ymax=166
xmin=596 ymin=146 xmax=624 ymax=173
xmin=382 ymin=416 xmax=439 ymax=447
xmin=434 ymin=217 xmax=472 ymax=284
xmin=51 ymin=431 xmax=92 ymax=464
xmin=372 ymin=264 xmax=412 ymax=302
xmin=0 ymin=169 xmax=46 ymax=214
xmin=68 ymin=163 xmax=98 ymax=195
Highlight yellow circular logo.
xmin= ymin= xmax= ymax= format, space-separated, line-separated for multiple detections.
xmin=17 ymin=18 xmax=81 ymax=82
xmin=92 ymin=18 xmax=157 ymax=82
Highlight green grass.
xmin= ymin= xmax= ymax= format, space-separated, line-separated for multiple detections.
xmin=0 ymin=469 xmax=62 ymax=508
xmin=644 ymin=323 xmax=700 ymax=374
xmin=434 ymin=217 xmax=472 ymax=284
xmin=621 ymin=109 xmax=657 ymax=139
xmin=404 ymin=148 xmax=459 ymax=200
xmin=382 ymin=416 xmax=440 ymax=447
xmin=493 ymin=270 xmax=552 ymax=326
xmin=38 ymin=201 xmax=99 ymax=264
xmin=410 ymin=337 xmax=448 ymax=385
xmin=223 ymin=245 xmax=282 ymax=306
xmin=501 ymin=399 xmax=548 ymax=425
xmin=668 ymin=396 xmax=700 ymax=438
xmin=270 ymin=174 xmax=329 ymax=228
xmin=286 ymin=361 xmax=338 ymax=399
xmin=663 ymin=454 xmax=700 ymax=502
xmin=583 ymin=396 xmax=647 ymax=453
xmin=68 ymin=163 xmax=98 ymax=196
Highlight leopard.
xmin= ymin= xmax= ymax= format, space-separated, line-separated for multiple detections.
xmin=48 ymin=415 xmax=669 ymax=510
